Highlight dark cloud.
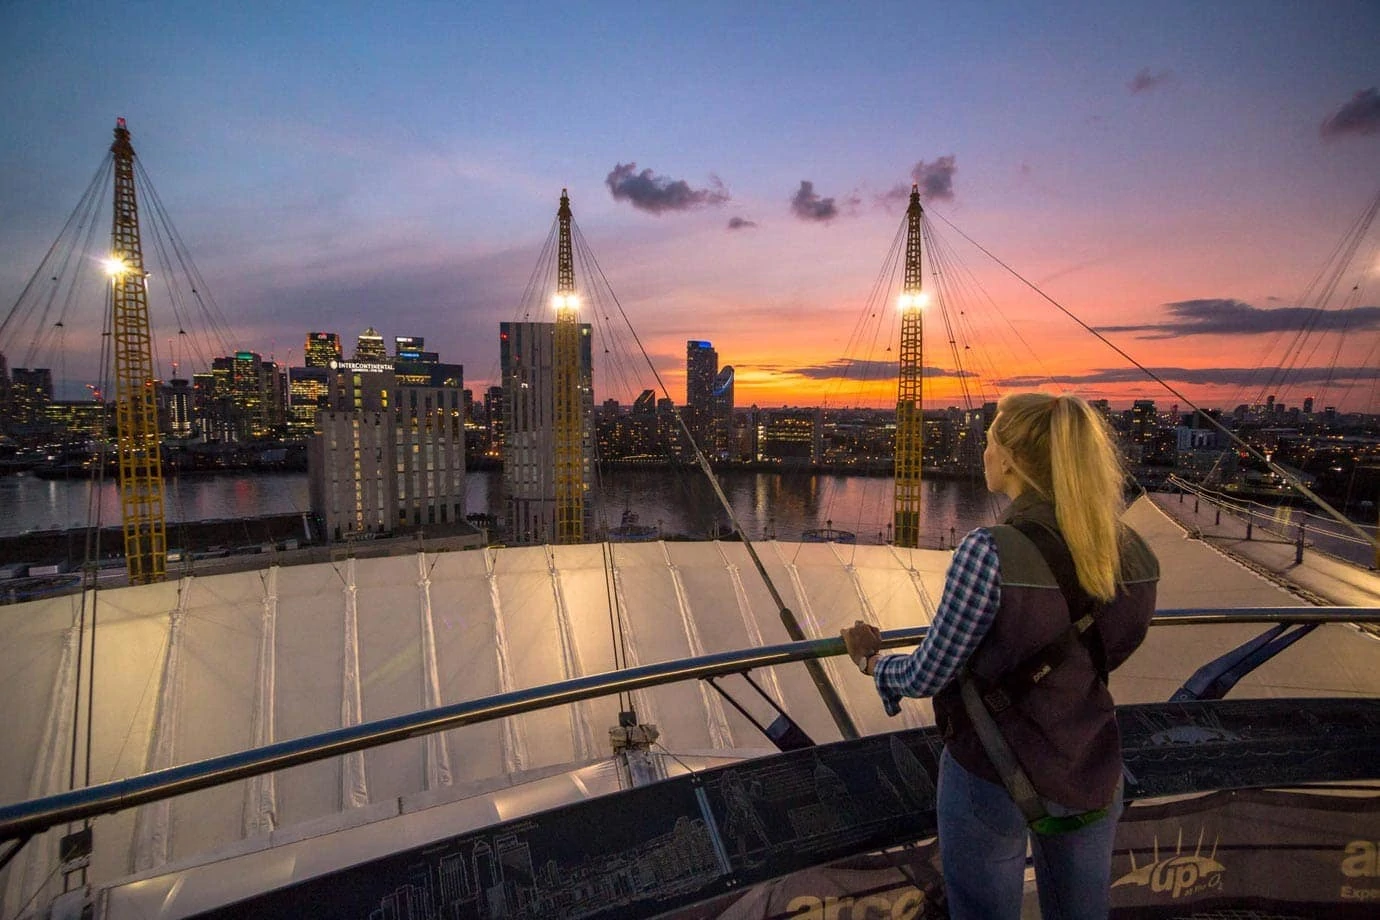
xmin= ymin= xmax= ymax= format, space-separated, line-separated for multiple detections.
xmin=790 ymin=180 xmax=838 ymax=222
xmin=605 ymin=162 xmax=730 ymax=214
xmin=1320 ymin=88 xmax=1380 ymax=139
xmin=879 ymin=155 xmax=959 ymax=207
xmin=1128 ymin=68 xmax=1171 ymax=94
xmin=783 ymin=359 xmax=975 ymax=381
xmin=1098 ymin=298 xmax=1380 ymax=339
xmin=727 ymin=216 xmax=757 ymax=230
xmin=999 ymin=365 xmax=1380 ymax=388
xmin=911 ymin=155 xmax=956 ymax=201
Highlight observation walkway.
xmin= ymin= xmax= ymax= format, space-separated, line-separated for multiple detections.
xmin=1149 ymin=488 xmax=1380 ymax=608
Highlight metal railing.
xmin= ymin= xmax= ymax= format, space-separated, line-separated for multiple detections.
xmin=0 ymin=606 xmax=1377 ymax=842
xmin=1166 ymin=475 xmax=1380 ymax=567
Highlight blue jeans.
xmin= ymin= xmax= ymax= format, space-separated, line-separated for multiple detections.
xmin=936 ymin=747 xmax=1123 ymax=920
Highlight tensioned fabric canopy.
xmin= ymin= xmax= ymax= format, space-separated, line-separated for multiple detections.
xmin=2 ymin=496 xmax=1374 ymax=916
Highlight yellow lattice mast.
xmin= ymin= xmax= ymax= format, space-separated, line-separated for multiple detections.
xmin=893 ymin=184 xmax=925 ymax=548
xmin=107 ymin=118 xmax=167 ymax=582
xmin=553 ymin=189 xmax=584 ymax=543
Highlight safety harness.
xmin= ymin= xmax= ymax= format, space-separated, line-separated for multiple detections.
xmin=959 ymin=519 xmax=1113 ymax=835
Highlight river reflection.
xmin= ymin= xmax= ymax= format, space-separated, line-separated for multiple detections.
xmin=585 ymin=468 xmax=1006 ymax=547
xmin=2 ymin=468 xmax=1008 ymax=549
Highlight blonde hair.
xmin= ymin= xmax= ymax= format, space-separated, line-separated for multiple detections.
xmin=990 ymin=393 xmax=1126 ymax=601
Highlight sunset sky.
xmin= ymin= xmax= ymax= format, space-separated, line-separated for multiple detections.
xmin=0 ymin=1 xmax=1376 ymax=412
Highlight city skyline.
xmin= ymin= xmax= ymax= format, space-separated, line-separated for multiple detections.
xmin=1 ymin=2 xmax=1377 ymax=413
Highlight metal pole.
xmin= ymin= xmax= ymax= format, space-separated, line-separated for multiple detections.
xmin=669 ymin=406 xmax=859 ymax=740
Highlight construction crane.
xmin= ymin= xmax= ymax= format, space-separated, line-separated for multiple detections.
xmin=552 ymin=189 xmax=584 ymax=543
xmin=893 ymin=184 xmax=925 ymax=548
xmin=107 ymin=118 xmax=167 ymax=582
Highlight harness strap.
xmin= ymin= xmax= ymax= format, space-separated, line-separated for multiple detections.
xmin=975 ymin=520 xmax=1109 ymax=714
xmin=1011 ymin=518 xmax=1109 ymax=681
xmin=956 ymin=518 xmax=1115 ymax=834
xmin=960 ymin=678 xmax=1046 ymax=823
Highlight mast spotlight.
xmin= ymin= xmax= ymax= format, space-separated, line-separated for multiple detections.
xmin=897 ymin=291 xmax=929 ymax=311
xmin=553 ymin=293 xmax=580 ymax=310
xmin=103 ymin=255 xmax=129 ymax=276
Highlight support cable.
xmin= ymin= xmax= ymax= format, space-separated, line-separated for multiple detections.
xmin=929 ymin=208 xmax=1379 ymax=555
xmin=576 ymin=239 xmax=860 ymax=739
xmin=0 ymin=157 xmax=110 ymax=352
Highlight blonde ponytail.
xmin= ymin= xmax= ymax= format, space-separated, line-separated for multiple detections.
xmin=991 ymin=393 xmax=1126 ymax=601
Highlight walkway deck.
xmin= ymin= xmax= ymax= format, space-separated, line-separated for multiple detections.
xmin=1146 ymin=490 xmax=1380 ymax=608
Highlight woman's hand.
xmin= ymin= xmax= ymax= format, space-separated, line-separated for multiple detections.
xmin=841 ymin=620 xmax=881 ymax=663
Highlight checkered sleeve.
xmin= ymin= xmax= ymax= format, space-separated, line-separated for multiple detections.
xmin=872 ymin=528 xmax=1002 ymax=716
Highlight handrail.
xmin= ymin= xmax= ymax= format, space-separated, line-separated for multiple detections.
xmin=0 ymin=606 xmax=1377 ymax=841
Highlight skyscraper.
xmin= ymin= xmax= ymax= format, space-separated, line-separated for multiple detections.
xmin=393 ymin=335 xmax=436 ymax=362
xmin=685 ymin=341 xmax=735 ymax=458
xmin=304 ymin=332 xmax=341 ymax=368
xmin=159 ymin=377 xmax=193 ymax=438
xmin=208 ymin=352 xmax=285 ymax=440
xmin=686 ymin=341 xmax=717 ymax=409
xmin=709 ymin=365 xmax=735 ymax=459
xmin=354 ymin=327 xmax=388 ymax=362
xmin=500 ymin=321 xmax=593 ymax=544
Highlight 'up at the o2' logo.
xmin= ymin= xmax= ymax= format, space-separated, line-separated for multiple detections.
xmin=1113 ymin=829 xmax=1226 ymax=900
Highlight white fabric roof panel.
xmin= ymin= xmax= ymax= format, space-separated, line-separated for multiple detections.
xmin=1 ymin=496 xmax=1375 ymax=912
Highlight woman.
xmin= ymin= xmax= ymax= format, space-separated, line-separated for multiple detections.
xmin=842 ymin=392 xmax=1159 ymax=919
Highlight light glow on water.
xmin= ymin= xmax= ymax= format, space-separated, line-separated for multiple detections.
xmin=1 ymin=469 xmax=1006 ymax=550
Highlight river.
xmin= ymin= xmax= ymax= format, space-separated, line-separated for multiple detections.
xmin=1 ymin=469 xmax=1005 ymax=549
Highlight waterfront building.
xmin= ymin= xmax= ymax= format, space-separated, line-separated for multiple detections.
xmin=157 ymin=378 xmax=194 ymax=438
xmin=499 ymin=321 xmax=593 ymax=543
xmin=756 ymin=408 xmax=822 ymax=465
xmin=286 ymin=365 xmax=329 ymax=437
xmin=308 ymin=354 xmax=466 ymax=540
xmin=595 ymin=398 xmax=659 ymax=463
xmin=190 ymin=372 xmax=229 ymax=442
xmin=729 ymin=407 xmax=757 ymax=462
xmin=39 ymin=399 xmax=107 ymax=441
xmin=1127 ymin=399 xmax=1158 ymax=464
xmin=207 ymin=351 xmax=286 ymax=441
xmin=479 ymin=385 xmax=504 ymax=461
xmin=394 ymin=369 xmax=466 ymax=530
xmin=304 ymin=331 xmax=342 ymax=368
xmin=0 ymin=352 xmax=9 ymax=429
xmin=310 ymin=359 xmax=397 ymax=540
xmin=5 ymin=367 xmax=53 ymax=433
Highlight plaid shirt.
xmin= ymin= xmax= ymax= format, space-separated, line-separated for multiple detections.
xmin=873 ymin=528 xmax=1002 ymax=716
